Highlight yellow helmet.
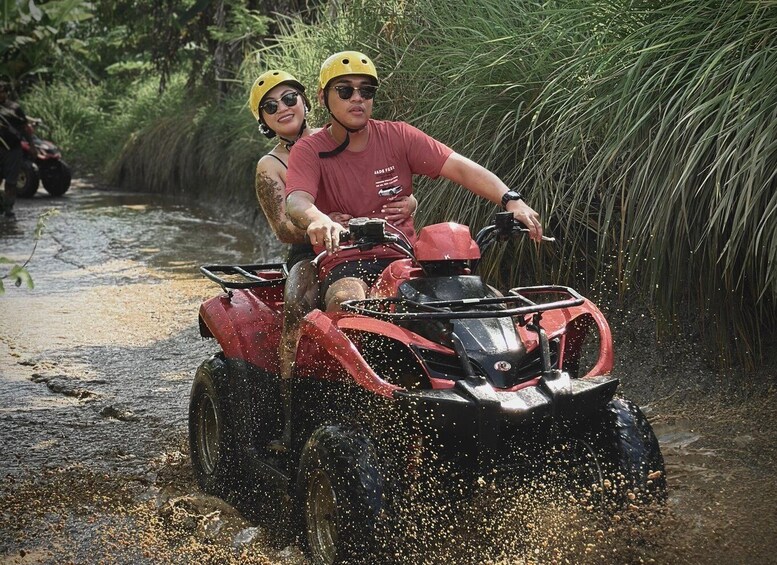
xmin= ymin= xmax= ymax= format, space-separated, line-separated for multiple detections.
xmin=318 ymin=50 xmax=378 ymax=91
xmin=248 ymin=70 xmax=307 ymax=121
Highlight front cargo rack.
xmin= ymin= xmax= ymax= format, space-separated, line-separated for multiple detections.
xmin=341 ymin=285 xmax=585 ymax=321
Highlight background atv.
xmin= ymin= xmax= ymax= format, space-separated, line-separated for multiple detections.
xmin=190 ymin=212 xmax=666 ymax=564
xmin=17 ymin=118 xmax=72 ymax=198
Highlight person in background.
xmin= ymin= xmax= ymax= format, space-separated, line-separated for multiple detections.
xmin=249 ymin=69 xmax=417 ymax=450
xmin=0 ymin=82 xmax=35 ymax=219
xmin=285 ymin=50 xmax=543 ymax=313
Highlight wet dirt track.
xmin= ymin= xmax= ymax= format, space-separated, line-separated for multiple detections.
xmin=1 ymin=180 xmax=776 ymax=564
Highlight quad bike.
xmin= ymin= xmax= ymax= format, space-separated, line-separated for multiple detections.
xmin=17 ymin=119 xmax=72 ymax=198
xmin=190 ymin=212 xmax=666 ymax=564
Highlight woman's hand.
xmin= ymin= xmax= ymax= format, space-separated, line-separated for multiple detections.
xmin=381 ymin=195 xmax=417 ymax=223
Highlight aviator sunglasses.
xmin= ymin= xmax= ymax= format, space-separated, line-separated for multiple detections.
xmin=332 ymin=84 xmax=378 ymax=100
xmin=260 ymin=91 xmax=300 ymax=115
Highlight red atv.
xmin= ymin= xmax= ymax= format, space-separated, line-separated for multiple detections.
xmin=190 ymin=213 xmax=666 ymax=564
xmin=17 ymin=118 xmax=72 ymax=198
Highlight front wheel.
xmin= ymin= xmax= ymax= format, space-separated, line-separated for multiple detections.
xmin=188 ymin=353 xmax=239 ymax=498
xmin=17 ymin=160 xmax=39 ymax=198
xmin=578 ymin=397 xmax=667 ymax=509
xmin=297 ymin=426 xmax=390 ymax=565
xmin=41 ymin=160 xmax=71 ymax=197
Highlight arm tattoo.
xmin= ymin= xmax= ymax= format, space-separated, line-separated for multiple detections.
xmin=255 ymin=168 xmax=306 ymax=244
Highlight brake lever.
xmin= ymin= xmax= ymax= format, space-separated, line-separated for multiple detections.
xmin=513 ymin=226 xmax=555 ymax=242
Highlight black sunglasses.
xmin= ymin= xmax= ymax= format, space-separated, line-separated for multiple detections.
xmin=332 ymin=84 xmax=378 ymax=100
xmin=260 ymin=91 xmax=300 ymax=115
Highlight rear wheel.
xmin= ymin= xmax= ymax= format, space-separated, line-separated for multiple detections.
xmin=188 ymin=354 xmax=239 ymax=497
xmin=17 ymin=160 xmax=39 ymax=198
xmin=41 ymin=160 xmax=71 ymax=197
xmin=297 ymin=425 xmax=389 ymax=564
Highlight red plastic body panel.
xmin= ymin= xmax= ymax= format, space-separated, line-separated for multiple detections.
xmin=295 ymin=310 xmax=400 ymax=398
xmin=371 ymin=259 xmax=420 ymax=298
xmin=198 ymin=287 xmax=284 ymax=373
xmin=414 ymin=222 xmax=481 ymax=261
xmin=516 ymin=296 xmax=613 ymax=378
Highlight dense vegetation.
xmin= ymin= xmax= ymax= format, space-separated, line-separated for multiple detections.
xmin=3 ymin=0 xmax=775 ymax=370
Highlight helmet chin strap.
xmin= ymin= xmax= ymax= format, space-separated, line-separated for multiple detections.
xmin=318 ymin=91 xmax=366 ymax=158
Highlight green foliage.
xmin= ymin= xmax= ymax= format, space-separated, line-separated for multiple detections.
xmin=207 ymin=3 xmax=269 ymax=43
xmin=0 ymin=208 xmax=59 ymax=295
xmin=0 ymin=0 xmax=95 ymax=84
xmin=0 ymin=260 xmax=33 ymax=294
xmin=23 ymin=72 xmax=204 ymax=172
xmin=104 ymin=72 xmax=263 ymax=215
xmin=23 ymin=78 xmax=105 ymax=165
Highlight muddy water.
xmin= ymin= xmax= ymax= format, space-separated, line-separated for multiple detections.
xmin=1 ymin=180 xmax=775 ymax=564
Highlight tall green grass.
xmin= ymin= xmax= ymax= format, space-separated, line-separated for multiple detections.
xmin=24 ymin=79 xmax=108 ymax=170
xmin=106 ymin=76 xmax=259 ymax=206
xmin=25 ymin=71 xmax=268 ymax=219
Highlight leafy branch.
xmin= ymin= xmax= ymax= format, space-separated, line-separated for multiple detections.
xmin=0 ymin=208 xmax=59 ymax=294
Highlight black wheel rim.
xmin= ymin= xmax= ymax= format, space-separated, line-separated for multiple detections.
xmin=197 ymin=393 xmax=219 ymax=474
xmin=560 ymin=437 xmax=605 ymax=507
xmin=306 ymin=468 xmax=338 ymax=565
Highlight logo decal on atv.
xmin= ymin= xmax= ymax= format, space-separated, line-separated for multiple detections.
xmin=494 ymin=361 xmax=512 ymax=372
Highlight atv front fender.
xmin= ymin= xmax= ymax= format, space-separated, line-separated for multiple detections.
xmin=518 ymin=297 xmax=613 ymax=377
xmin=296 ymin=310 xmax=401 ymax=398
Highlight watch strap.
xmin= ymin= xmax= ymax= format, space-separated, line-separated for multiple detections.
xmin=501 ymin=190 xmax=523 ymax=209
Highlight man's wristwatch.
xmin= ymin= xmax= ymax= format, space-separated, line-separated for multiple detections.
xmin=501 ymin=190 xmax=524 ymax=209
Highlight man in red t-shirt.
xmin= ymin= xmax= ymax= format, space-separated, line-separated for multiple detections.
xmin=286 ymin=50 xmax=543 ymax=312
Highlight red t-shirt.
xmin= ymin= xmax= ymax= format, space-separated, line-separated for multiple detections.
xmin=286 ymin=119 xmax=453 ymax=247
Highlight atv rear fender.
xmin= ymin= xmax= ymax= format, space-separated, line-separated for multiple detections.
xmin=198 ymin=288 xmax=283 ymax=373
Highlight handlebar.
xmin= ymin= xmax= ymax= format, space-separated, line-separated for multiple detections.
xmin=471 ymin=212 xmax=554 ymax=272
xmin=475 ymin=211 xmax=554 ymax=245
xmin=311 ymin=213 xmax=553 ymax=270
xmin=311 ymin=218 xmax=415 ymax=266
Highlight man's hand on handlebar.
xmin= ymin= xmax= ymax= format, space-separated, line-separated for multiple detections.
xmin=505 ymin=199 xmax=543 ymax=242
xmin=327 ymin=212 xmax=353 ymax=228
xmin=307 ymin=216 xmax=348 ymax=253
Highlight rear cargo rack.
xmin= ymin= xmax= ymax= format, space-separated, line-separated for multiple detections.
xmin=200 ymin=263 xmax=288 ymax=289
